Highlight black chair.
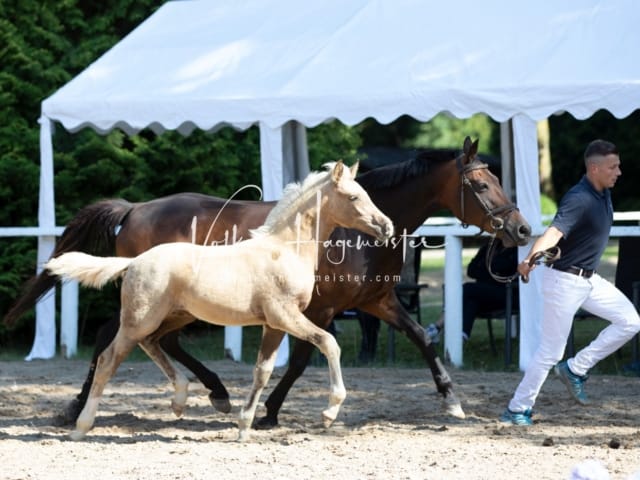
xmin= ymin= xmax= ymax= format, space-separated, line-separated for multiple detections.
xmin=394 ymin=242 xmax=429 ymax=324
xmin=481 ymin=280 xmax=519 ymax=366
xmin=437 ymin=250 xmax=519 ymax=367
xmin=387 ymin=241 xmax=429 ymax=362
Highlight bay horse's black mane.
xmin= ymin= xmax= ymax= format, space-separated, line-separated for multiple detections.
xmin=356 ymin=148 xmax=459 ymax=190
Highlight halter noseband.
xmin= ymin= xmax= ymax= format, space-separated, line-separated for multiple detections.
xmin=456 ymin=155 xmax=518 ymax=232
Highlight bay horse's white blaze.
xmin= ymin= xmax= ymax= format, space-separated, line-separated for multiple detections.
xmin=46 ymin=161 xmax=394 ymax=441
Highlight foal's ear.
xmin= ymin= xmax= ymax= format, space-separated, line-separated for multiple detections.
xmin=331 ymin=160 xmax=345 ymax=183
xmin=350 ymin=161 xmax=359 ymax=177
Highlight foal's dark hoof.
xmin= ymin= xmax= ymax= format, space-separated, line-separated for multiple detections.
xmin=252 ymin=414 xmax=278 ymax=430
xmin=53 ymin=398 xmax=82 ymax=426
xmin=208 ymin=392 xmax=232 ymax=414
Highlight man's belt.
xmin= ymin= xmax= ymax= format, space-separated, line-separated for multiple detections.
xmin=549 ymin=264 xmax=594 ymax=278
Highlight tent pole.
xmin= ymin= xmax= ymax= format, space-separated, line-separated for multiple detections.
xmin=26 ymin=117 xmax=57 ymax=361
xmin=512 ymin=115 xmax=543 ymax=370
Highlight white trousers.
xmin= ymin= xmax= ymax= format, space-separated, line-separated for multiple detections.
xmin=508 ymin=266 xmax=640 ymax=412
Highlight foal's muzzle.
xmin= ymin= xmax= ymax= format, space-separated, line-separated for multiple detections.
xmin=374 ymin=217 xmax=394 ymax=242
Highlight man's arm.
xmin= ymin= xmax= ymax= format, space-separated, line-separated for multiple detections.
xmin=517 ymin=226 xmax=564 ymax=279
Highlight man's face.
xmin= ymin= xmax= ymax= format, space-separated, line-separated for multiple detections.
xmin=591 ymin=153 xmax=621 ymax=190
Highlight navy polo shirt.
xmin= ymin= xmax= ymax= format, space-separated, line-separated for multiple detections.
xmin=550 ymin=175 xmax=613 ymax=271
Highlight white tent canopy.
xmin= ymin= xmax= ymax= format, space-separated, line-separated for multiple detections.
xmin=43 ymin=0 xmax=639 ymax=130
xmin=30 ymin=0 xmax=640 ymax=367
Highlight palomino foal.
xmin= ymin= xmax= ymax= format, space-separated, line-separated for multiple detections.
xmin=46 ymin=161 xmax=393 ymax=441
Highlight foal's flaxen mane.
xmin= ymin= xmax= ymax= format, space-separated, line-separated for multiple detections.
xmin=356 ymin=149 xmax=458 ymax=191
xmin=251 ymin=162 xmax=338 ymax=237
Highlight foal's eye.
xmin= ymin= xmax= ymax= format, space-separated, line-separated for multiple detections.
xmin=349 ymin=195 xmax=359 ymax=201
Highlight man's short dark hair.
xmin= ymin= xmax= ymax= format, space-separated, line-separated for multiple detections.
xmin=584 ymin=139 xmax=618 ymax=161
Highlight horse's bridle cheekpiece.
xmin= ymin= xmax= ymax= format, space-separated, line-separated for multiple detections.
xmin=455 ymin=153 xmax=543 ymax=285
xmin=456 ymin=155 xmax=518 ymax=232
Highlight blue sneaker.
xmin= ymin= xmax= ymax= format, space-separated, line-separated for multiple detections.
xmin=499 ymin=408 xmax=533 ymax=426
xmin=555 ymin=361 xmax=590 ymax=405
xmin=425 ymin=323 xmax=440 ymax=344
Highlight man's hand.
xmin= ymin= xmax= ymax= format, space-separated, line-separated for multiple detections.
xmin=518 ymin=259 xmax=535 ymax=283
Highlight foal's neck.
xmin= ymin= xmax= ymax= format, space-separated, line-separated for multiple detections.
xmin=269 ymin=195 xmax=336 ymax=267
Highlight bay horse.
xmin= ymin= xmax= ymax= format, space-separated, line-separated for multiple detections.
xmin=45 ymin=161 xmax=394 ymax=440
xmin=5 ymin=137 xmax=531 ymax=428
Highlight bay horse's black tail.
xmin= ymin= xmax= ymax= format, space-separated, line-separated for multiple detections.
xmin=3 ymin=199 xmax=134 ymax=327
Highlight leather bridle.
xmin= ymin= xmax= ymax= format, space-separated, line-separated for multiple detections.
xmin=455 ymin=154 xmax=541 ymax=285
xmin=455 ymin=153 xmax=560 ymax=285
xmin=456 ymin=155 xmax=518 ymax=232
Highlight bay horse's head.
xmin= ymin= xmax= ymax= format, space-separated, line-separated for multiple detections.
xmin=445 ymin=137 xmax=531 ymax=247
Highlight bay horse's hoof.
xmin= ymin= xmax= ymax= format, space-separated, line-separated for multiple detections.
xmin=208 ymin=392 xmax=232 ymax=414
xmin=443 ymin=392 xmax=466 ymax=419
xmin=252 ymin=414 xmax=278 ymax=430
xmin=54 ymin=399 xmax=82 ymax=426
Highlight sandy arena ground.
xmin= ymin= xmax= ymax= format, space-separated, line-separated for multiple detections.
xmin=0 ymin=358 xmax=639 ymax=480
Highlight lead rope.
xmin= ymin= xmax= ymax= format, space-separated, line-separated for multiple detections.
xmin=485 ymin=237 xmax=561 ymax=284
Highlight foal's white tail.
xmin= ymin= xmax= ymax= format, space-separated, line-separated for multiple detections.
xmin=45 ymin=252 xmax=133 ymax=289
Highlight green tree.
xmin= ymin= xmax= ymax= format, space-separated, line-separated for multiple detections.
xmin=548 ymin=111 xmax=640 ymax=210
xmin=307 ymin=121 xmax=361 ymax=170
xmin=0 ymin=1 xmax=169 ymax=343
xmin=357 ymin=113 xmax=499 ymax=156
xmin=0 ymin=0 xmax=362 ymax=344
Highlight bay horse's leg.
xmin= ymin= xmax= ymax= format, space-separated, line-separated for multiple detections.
xmin=146 ymin=310 xmax=231 ymax=413
xmin=71 ymin=331 xmax=138 ymax=440
xmin=254 ymin=309 xmax=334 ymax=430
xmin=159 ymin=330 xmax=231 ymax=413
xmin=139 ymin=338 xmax=190 ymax=418
xmin=257 ymin=293 xmax=465 ymax=430
xmin=237 ymin=325 xmax=284 ymax=441
xmin=362 ymin=293 xmax=465 ymax=419
xmin=264 ymin=303 xmax=346 ymax=430
xmin=60 ymin=316 xmax=120 ymax=425
xmin=61 ymin=311 xmax=233 ymax=424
